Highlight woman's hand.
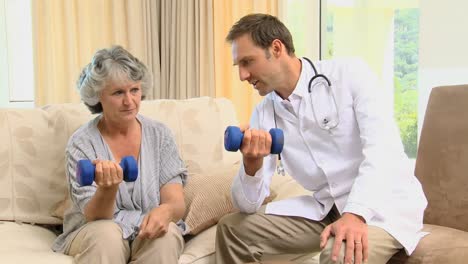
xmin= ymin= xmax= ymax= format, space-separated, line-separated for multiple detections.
xmin=137 ymin=205 xmax=173 ymax=239
xmin=92 ymin=160 xmax=123 ymax=190
xmin=137 ymin=183 xmax=185 ymax=239
xmin=83 ymin=160 xmax=122 ymax=222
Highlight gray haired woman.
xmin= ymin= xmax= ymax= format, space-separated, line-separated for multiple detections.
xmin=52 ymin=46 xmax=187 ymax=263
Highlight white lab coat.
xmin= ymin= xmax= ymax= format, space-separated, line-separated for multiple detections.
xmin=231 ymin=57 xmax=427 ymax=255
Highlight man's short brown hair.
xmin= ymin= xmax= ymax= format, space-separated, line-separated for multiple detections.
xmin=226 ymin=13 xmax=295 ymax=56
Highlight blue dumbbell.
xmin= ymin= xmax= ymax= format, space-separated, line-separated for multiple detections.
xmin=77 ymin=156 xmax=138 ymax=186
xmin=224 ymin=126 xmax=284 ymax=154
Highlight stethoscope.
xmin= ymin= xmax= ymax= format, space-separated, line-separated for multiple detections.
xmin=303 ymin=57 xmax=340 ymax=130
xmin=273 ymin=57 xmax=340 ymax=176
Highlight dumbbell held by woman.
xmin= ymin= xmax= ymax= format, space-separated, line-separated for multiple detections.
xmin=77 ymin=156 xmax=139 ymax=186
xmin=224 ymin=126 xmax=284 ymax=154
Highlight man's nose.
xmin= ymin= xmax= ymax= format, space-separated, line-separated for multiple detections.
xmin=239 ymin=67 xmax=250 ymax=82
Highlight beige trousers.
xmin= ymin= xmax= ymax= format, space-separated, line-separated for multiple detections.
xmin=66 ymin=220 xmax=184 ymax=264
xmin=215 ymin=206 xmax=402 ymax=264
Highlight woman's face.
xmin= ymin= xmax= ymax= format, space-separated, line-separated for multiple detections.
xmin=99 ymin=80 xmax=142 ymax=124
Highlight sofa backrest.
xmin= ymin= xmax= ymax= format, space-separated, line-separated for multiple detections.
xmin=415 ymin=85 xmax=468 ymax=232
xmin=0 ymin=97 xmax=240 ymax=224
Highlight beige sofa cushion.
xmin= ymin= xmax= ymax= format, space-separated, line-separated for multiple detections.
xmin=0 ymin=105 xmax=92 ymax=224
xmin=139 ymin=97 xmax=241 ymax=170
xmin=0 ymin=221 xmax=72 ymax=263
xmin=41 ymin=97 xmax=240 ymax=225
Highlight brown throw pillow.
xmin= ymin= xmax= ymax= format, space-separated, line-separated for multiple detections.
xmin=183 ymin=163 xmax=276 ymax=235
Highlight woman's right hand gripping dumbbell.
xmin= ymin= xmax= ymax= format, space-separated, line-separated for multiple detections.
xmin=82 ymin=160 xmax=124 ymax=222
xmin=239 ymin=125 xmax=273 ymax=176
xmin=92 ymin=159 xmax=124 ymax=189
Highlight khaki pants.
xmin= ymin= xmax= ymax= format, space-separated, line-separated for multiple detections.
xmin=66 ymin=220 xmax=184 ymax=264
xmin=215 ymin=206 xmax=402 ymax=264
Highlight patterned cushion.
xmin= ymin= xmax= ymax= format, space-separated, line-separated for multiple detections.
xmin=183 ymin=163 xmax=277 ymax=235
xmin=0 ymin=105 xmax=92 ymax=224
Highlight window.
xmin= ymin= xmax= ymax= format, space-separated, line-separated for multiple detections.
xmin=321 ymin=1 xmax=420 ymax=158
xmin=0 ymin=0 xmax=34 ymax=108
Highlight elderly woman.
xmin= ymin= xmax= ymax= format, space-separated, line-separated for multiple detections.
xmin=52 ymin=46 xmax=187 ymax=264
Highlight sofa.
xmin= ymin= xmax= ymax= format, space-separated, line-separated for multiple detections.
xmin=2 ymin=87 xmax=468 ymax=264
xmin=0 ymin=97 xmax=317 ymax=264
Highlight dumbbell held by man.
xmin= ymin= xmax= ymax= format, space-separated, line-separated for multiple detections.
xmin=224 ymin=126 xmax=284 ymax=154
xmin=77 ymin=156 xmax=138 ymax=186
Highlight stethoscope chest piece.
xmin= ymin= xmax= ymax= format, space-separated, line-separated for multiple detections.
xmin=304 ymin=58 xmax=340 ymax=131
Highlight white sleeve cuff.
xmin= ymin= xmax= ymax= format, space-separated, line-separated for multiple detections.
xmin=343 ymin=202 xmax=375 ymax=223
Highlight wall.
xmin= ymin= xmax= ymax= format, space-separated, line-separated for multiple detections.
xmin=418 ymin=0 xmax=468 ymax=133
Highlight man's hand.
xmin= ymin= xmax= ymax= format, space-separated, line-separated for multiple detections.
xmin=320 ymin=213 xmax=368 ymax=264
xmin=138 ymin=205 xmax=172 ymax=239
xmin=240 ymin=124 xmax=272 ymax=176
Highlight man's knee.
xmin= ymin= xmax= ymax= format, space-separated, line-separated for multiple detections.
xmin=320 ymin=238 xmax=346 ymax=264
xmin=217 ymin=212 xmax=252 ymax=240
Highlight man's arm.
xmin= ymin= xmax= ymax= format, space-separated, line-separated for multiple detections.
xmin=231 ymin=108 xmax=277 ymax=213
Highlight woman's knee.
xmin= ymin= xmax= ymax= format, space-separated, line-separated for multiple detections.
xmin=71 ymin=220 xmax=128 ymax=254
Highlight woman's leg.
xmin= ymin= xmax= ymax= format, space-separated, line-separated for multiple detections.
xmin=67 ymin=220 xmax=130 ymax=264
xmin=129 ymin=222 xmax=184 ymax=264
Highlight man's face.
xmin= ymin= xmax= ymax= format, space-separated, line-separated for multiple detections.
xmin=232 ymin=34 xmax=279 ymax=96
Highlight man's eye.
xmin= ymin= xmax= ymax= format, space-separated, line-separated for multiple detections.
xmin=113 ymin=91 xmax=123 ymax=95
xmin=131 ymin=88 xmax=140 ymax=93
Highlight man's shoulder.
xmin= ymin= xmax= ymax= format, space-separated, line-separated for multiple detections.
xmin=318 ymin=57 xmax=369 ymax=72
xmin=257 ymin=94 xmax=275 ymax=108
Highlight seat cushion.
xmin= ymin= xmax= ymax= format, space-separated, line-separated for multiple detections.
xmin=0 ymin=221 xmax=72 ymax=264
xmin=388 ymin=224 xmax=468 ymax=263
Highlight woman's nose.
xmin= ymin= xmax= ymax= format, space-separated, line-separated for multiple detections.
xmin=122 ymin=92 xmax=131 ymax=104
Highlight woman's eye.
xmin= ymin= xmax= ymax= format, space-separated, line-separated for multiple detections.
xmin=131 ymin=88 xmax=140 ymax=93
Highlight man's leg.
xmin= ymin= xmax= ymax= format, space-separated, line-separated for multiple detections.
xmin=67 ymin=220 xmax=130 ymax=264
xmin=320 ymin=225 xmax=403 ymax=264
xmin=215 ymin=207 xmax=331 ymax=264
xmin=129 ymin=222 xmax=184 ymax=264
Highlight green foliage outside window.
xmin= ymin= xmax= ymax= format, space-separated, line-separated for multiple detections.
xmin=394 ymin=9 xmax=419 ymax=158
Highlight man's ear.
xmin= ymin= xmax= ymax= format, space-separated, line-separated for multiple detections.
xmin=271 ymin=39 xmax=283 ymax=57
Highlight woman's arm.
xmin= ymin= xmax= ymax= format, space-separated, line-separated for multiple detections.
xmin=83 ymin=160 xmax=123 ymax=221
xmin=137 ymin=182 xmax=185 ymax=239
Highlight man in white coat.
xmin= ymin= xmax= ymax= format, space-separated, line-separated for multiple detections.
xmin=215 ymin=13 xmax=427 ymax=264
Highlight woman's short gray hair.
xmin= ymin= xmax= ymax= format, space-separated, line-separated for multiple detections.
xmin=77 ymin=45 xmax=152 ymax=114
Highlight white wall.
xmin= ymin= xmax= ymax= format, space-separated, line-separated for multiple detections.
xmin=0 ymin=0 xmax=34 ymax=108
xmin=418 ymin=0 xmax=468 ymax=133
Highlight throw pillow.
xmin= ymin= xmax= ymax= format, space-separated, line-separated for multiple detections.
xmin=183 ymin=162 xmax=276 ymax=235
